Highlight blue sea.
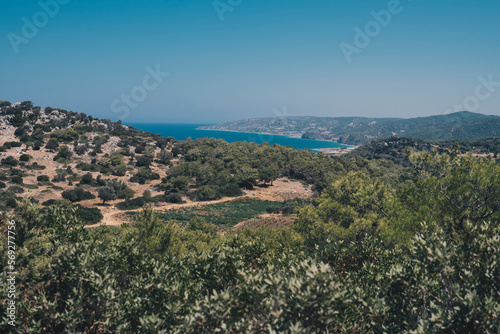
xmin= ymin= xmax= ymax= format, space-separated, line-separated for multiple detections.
xmin=127 ymin=123 xmax=346 ymax=151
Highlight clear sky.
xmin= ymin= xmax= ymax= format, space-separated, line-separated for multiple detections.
xmin=1 ymin=0 xmax=499 ymax=123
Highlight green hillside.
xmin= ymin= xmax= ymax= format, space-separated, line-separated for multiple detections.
xmin=201 ymin=111 xmax=500 ymax=145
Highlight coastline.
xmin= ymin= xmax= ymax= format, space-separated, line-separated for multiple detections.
xmin=196 ymin=126 xmax=355 ymax=148
xmin=128 ymin=123 xmax=356 ymax=151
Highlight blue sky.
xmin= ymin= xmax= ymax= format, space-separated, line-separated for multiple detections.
xmin=1 ymin=0 xmax=499 ymax=123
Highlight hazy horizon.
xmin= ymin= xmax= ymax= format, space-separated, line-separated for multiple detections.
xmin=2 ymin=0 xmax=499 ymax=123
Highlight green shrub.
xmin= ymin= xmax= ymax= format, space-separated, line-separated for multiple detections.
xmin=116 ymin=197 xmax=146 ymax=210
xmin=219 ymin=182 xmax=243 ymax=197
xmin=50 ymin=128 xmax=79 ymax=143
xmin=79 ymin=172 xmax=93 ymax=185
xmin=196 ymin=185 xmax=220 ymax=201
xmin=1 ymin=156 xmax=19 ymax=166
xmin=74 ymin=145 xmax=88 ymax=155
xmin=42 ymin=199 xmax=57 ymax=206
xmin=9 ymin=168 xmax=24 ymax=176
xmin=28 ymin=162 xmax=46 ymax=170
xmin=53 ymin=145 xmax=73 ymax=161
xmin=130 ymin=167 xmax=160 ymax=184
xmin=61 ymin=188 xmax=96 ymax=202
xmin=20 ymin=154 xmax=32 ymax=162
xmin=3 ymin=141 xmax=22 ymax=149
xmin=135 ymin=155 xmax=151 ymax=167
xmin=117 ymin=187 xmax=135 ymax=200
xmin=164 ymin=193 xmax=183 ymax=203
xmin=142 ymin=189 xmax=151 ymax=199
xmin=37 ymin=175 xmax=50 ymax=182
xmin=45 ymin=138 xmax=60 ymax=151
xmin=75 ymin=205 xmax=103 ymax=225
xmin=8 ymin=185 xmax=25 ymax=193
xmin=6 ymin=197 xmax=18 ymax=208
xmin=67 ymin=175 xmax=80 ymax=183
xmin=33 ymin=140 xmax=43 ymax=150
xmin=11 ymin=175 xmax=23 ymax=184
xmin=135 ymin=145 xmax=146 ymax=154
xmin=76 ymin=163 xmax=100 ymax=172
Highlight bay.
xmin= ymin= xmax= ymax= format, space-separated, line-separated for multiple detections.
xmin=126 ymin=123 xmax=346 ymax=150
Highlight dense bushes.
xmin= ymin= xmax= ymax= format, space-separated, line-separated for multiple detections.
xmin=36 ymin=174 xmax=49 ymax=182
xmin=38 ymin=199 xmax=102 ymax=224
xmin=195 ymin=185 xmax=218 ymax=201
xmin=50 ymin=128 xmax=79 ymax=143
xmin=53 ymin=145 xmax=73 ymax=161
xmin=135 ymin=155 xmax=151 ymax=167
xmin=5 ymin=197 xmax=18 ymax=208
xmin=1 ymin=200 xmax=497 ymax=332
xmin=2 ymin=141 xmax=22 ymax=149
xmin=76 ymin=162 xmax=101 ymax=172
xmin=130 ymin=167 xmax=160 ymax=184
xmin=1 ymin=156 xmax=19 ymax=166
xmin=61 ymin=188 xmax=96 ymax=202
xmin=115 ymin=193 xmax=168 ymax=210
xmin=159 ymin=137 xmax=359 ymax=200
xmin=8 ymin=186 xmax=25 ymax=194
xmin=45 ymin=138 xmax=59 ymax=151
xmin=27 ymin=162 xmax=45 ymax=170
xmin=164 ymin=193 xmax=183 ymax=203
xmin=190 ymin=183 xmax=243 ymax=201
xmin=98 ymin=152 xmax=127 ymax=176
xmin=75 ymin=205 xmax=103 ymax=224
xmin=20 ymin=154 xmax=32 ymax=162
xmin=116 ymin=196 xmax=148 ymax=210
xmin=11 ymin=175 xmax=23 ymax=184
xmin=79 ymin=172 xmax=93 ymax=185
xmin=294 ymin=152 xmax=500 ymax=246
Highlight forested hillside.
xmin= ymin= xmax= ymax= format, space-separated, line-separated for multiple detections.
xmin=0 ymin=100 xmax=499 ymax=333
xmin=201 ymin=111 xmax=500 ymax=145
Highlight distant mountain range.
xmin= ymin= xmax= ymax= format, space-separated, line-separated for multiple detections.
xmin=200 ymin=111 xmax=500 ymax=145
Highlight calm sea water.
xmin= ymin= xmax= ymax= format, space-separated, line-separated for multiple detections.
xmin=127 ymin=123 xmax=346 ymax=150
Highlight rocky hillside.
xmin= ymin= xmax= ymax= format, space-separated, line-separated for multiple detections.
xmin=0 ymin=100 xmax=321 ymax=225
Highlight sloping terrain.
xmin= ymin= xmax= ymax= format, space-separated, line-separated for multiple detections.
xmin=201 ymin=111 xmax=500 ymax=145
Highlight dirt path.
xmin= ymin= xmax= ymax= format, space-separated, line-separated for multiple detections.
xmin=2 ymin=123 xmax=313 ymax=230
xmin=84 ymin=178 xmax=312 ymax=228
xmin=84 ymin=194 xmax=249 ymax=228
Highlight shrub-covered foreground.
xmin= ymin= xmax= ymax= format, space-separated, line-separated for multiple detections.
xmin=0 ymin=152 xmax=499 ymax=333
xmin=0 ymin=204 xmax=499 ymax=333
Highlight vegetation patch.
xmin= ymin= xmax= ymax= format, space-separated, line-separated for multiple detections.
xmin=157 ymin=198 xmax=282 ymax=227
